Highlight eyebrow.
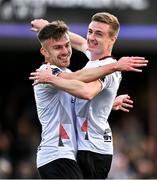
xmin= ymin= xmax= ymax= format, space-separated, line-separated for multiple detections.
xmin=88 ymin=27 xmax=104 ymax=33
xmin=53 ymin=41 xmax=70 ymax=47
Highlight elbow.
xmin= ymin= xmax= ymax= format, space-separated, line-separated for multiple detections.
xmin=85 ymin=92 xmax=95 ymax=100
xmin=79 ymin=90 xmax=95 ymax=100
xmin=85 ymin=95 xmax=94 ymax=101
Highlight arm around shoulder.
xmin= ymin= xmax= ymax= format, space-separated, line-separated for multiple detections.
xmin=69 ymin=32 xmax=87 ymax=53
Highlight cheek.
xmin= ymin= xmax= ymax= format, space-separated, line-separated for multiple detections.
xmin=100 ymin=39 xmax=109 ymax=46
xmin=50 ymin=50 xmax=59 ymax=57
xmin=97 ymin=39 xmax=104 ymax=48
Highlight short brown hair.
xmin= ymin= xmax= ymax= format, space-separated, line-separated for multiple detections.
xmin=38 ymin=20 xmax=68 ymax=44
xmin=91 ymin=12 xmax=120 ymax=37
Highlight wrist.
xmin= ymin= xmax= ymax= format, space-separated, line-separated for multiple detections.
xmin=112 ymin=62 xmax=118 ymax=71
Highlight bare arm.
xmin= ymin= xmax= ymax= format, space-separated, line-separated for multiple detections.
xmin=30 ymin=68 xmax=134 ymax=108
xmin=31 ymin=66 xmax=102 ymax=100
xmin=68 ymin=32 xmax=87 ymax=53
xmin=49 ymin=77 xmax=102 ymax=100
xmin=29 ymin=55 xmax=148 ymax=99
xmin=58 ymin=56 xmax=148 ymax=82
xmin=30 ymin=56 xmax=148 ymax=87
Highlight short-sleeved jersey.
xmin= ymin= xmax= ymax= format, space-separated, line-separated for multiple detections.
xmin=33 ymin=64 xmax=77 ymax=168
xmin=75 ymin=54 xmax=122 ymax=155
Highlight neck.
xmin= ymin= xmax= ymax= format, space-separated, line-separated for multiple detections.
xmin=45 ymin=57 xmax=49 ymax=64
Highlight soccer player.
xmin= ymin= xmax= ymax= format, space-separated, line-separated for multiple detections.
xmin=32 ymin=21 xmax=83 ymax=179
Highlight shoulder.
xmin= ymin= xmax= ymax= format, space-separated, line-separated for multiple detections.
xmin=100 ymin=57 xmax=117 ymax=65
xmin=84 ymin=50 xmax=91 ymax=60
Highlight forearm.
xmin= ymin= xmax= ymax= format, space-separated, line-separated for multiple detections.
xmin=46 ymin=75 xmax=100 ymax=100
xmin=59 ymin=56 xmax=149 ymax=82
xmin=59 ymin=62 xmax=117 ymax=82
xmin=69 ymin=32 xmax=87 ymax=53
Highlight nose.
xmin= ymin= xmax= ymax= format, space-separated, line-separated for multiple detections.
xmin=62 ymin=46 xmax=69 ymax=54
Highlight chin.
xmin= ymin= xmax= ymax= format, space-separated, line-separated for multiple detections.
xmin=88 ymin=46 xmax=98 ymax=52
xmin=87 ymin=48 xmax=94 ymax=52
xmin=62 ymin=63 xmax=70 ymax=68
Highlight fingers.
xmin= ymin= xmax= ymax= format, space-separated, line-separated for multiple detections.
xmin=30 ymin=27 xmax=38 ymax=32
xmin=30 ymin=19 xmax=49 ymax=32
xmin=120 ymin=102 xmax=133 ymax=112
xmin=29 ymin=72 xmax=39 ymax=86
xmin=123 ymin=97 xmax=133 ymax=108
xmin=129 ymin=67 xmax=142 ymax=72
xmin=132 ymin=60 xmax=148 ymax=66
xmin=120 ymin=107 xmax=130 ymax=112
xmin=118 ymin=57 xmax=148 ymax=72
xmin=30 ymin=20 xmax=40 ymax=32
xmin=30 ymin=71 xmax=38 ymax=77
xmin=29 ymin=68 xmax=50 ymax=84
xmin=36 ymin=69 xmax=41 ymax=72
xmin=129 ymin=57 xmax=148 ymax=65
xmin=120 ymin=94 xmax=129 ymax=99
xmin=120 ymin=99 xmax=133 ymax=112
xmin=32 ymin=80 xmax=39 ymax=86
xmin=30 ymin=21 xmax=38 ymax=32
xmin=133 ymin=59 xmax=148 ymax=63
xmin=29 ymin=72 xmax=39 ymax=83
xmin=29 ymin=76 xmax=37 ymax=80
xmin=130 ymin=56 xmax=145 ymax=60
xmin=130 ymin=59 xmax=148 ymax=72
xmin=122 ymin=103 xmax=133 ymax=108
xmin=123 ymin=98 xmax=133 ymax=104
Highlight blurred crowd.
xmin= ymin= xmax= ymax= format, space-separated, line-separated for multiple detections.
xmin=108 ymin=114 xmax=156 ymax=179
xmin=0 ymin=83 xmax=41 ymax=178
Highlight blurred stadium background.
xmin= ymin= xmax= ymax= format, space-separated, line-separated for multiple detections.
xmin=0 ymin=0 xmax=157 ymax=178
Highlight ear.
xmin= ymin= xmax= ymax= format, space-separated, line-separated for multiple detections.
xmin=40 ymin=47 xmax=49 ymax=58
xmin=111 ymin=35 xmax=117 ymax=43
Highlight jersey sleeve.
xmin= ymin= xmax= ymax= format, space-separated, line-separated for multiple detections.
xmin=99 ymin=71 xmax=122 ymax=90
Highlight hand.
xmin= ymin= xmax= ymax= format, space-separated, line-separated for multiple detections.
xmin=116 ymin=56 xmax=148 ymax=72
xmin=112 ymin=94 xmax=133 ymax=112
xmin=29 ymin=63 xmax=52 ymax=85
xmin=30 ymin=19 xmax=49 ymax=32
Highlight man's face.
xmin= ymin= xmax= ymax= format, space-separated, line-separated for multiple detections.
xmin=44 ymin=33 xmax=72 ymax=68
xmin=87 ymin=21 xmax=114 ymax=56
